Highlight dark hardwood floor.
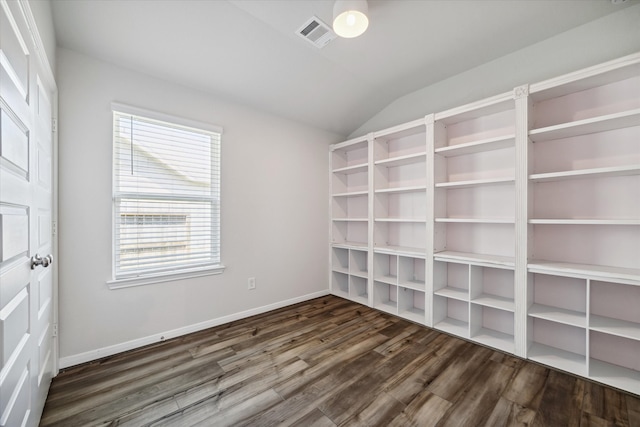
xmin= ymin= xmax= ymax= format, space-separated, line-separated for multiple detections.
xmin=41 ymin=295 xmax=640 ymax=426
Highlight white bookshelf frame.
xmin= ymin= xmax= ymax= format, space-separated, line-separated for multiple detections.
xmin=328 ymin=52 xmax=640 ymax=395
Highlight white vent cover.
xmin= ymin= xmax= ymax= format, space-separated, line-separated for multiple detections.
xmin=296 ymin=16 xmax=336 ymax=48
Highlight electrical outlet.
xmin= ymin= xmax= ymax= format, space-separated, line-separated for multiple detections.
xmin=248 ymin=277 xmax=256 ymax=290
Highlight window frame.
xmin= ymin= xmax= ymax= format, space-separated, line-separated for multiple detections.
xmin=107 ymin=103 xmax=224 ymax=289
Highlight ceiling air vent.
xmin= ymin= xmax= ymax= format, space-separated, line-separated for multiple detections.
xmin=296 ymin=16 xmax=336 ymax=49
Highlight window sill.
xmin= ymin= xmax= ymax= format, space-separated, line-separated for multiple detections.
xmin=107 ymin=265 xmax=225 ymax=290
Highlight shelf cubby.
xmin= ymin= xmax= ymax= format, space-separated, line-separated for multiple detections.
xmin=433 ymin=261 xmax=469 ymax=301
xmin=332 ymin=220 xmax=368 ymax=247
xmin=530 ymin=224 xmax=639 ymax=271
xmin=398 ymin=256 xmax=426 ymax=291
xmin=331 ymin=139 xmax=368 ymax=171
xmin=589 ymin=331 xmax=640 ymax=395
xmin=527 ymin=273 xmax=587 ymax=328
xmin=373 ymin=252 xmax=397 ymax=284
xmin=332 ymin=168 xmax=368 ymax=195
xmin=529 ymin=109 xmax=640 ymax=142
xmin=590 ymin=280 xmax=640 ymax=340
xmin=398 ymin=287 xmax=425 ymax=324
xmin=374 ymin=221 xmax=426 ymax=254
xmin=469 ymin=265 xmax=514 ymax=312
xmin=433 ymin=295 xmax=469 ymax=338
xmin=349 ymin=275 xmax=369 ymax=305
xmin=331 ymin=247 xmax=349 ymax=274
xmin=374 ymin=189 xmax=426 ymax=222
xmin=349 ymin=249 xmax=368 ymax=278
xmin=470 ymin=304 xmax=514 ymax=354
xmin=528 ymin=318 xmax=587 ymax=376
xmin=332 ymin=193 xmax=368 ymax=221
xmin=332 ymin=271 xmax=349 ymax=298
xmin=373 ymin=281 xmax=397 ymax=315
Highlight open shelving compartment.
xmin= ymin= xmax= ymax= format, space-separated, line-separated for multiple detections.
xmin=373 ymin=119 xmax=428 ymax=257
xmin=469 ymin=265 xmax=515 ymax=353
xmin=433 ymin=260 xmax=469 ymax=337
xmin=372 ymin=252 xmax=398 ymax=315
xmin=589 ymin=279 xmax=640 ymax=394
xmin=525 ymin=54 xmax=640 ymax=392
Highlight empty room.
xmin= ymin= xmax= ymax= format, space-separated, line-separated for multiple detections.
xmin=1 ymin=0 xmax=639 ymax=425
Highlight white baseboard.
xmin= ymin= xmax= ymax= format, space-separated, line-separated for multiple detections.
xmin=59 ymin=290 xmax=329 ymax=370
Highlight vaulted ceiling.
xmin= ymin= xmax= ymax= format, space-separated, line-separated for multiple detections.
xmin=51 ymin=0 xmax=636 ymax=136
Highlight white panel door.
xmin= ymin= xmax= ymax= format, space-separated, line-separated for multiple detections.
xmin=0 ymin=1 xmax=55 ymax=426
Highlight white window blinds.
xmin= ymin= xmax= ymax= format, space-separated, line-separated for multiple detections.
xmin=113 ymin=107 xmax=221 ymax=279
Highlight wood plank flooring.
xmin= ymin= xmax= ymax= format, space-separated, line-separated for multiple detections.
xmin=40 ymin=295 xmax=640 ymax=426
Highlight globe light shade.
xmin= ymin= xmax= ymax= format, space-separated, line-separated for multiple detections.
xmin=333 ymin=0 xmax=369 ymax=38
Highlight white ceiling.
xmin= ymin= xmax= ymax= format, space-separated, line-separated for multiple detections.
xmin=51 ymin=0 xmax=636 ymax=136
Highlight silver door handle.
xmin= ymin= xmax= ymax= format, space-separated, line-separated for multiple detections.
xmin=31 ymin=253 xmax=53 ymax=269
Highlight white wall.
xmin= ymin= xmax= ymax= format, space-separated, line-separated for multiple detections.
xmin=57 ymin=48 xmax=342 ymax=365
xmin=350 ymin=4 xmax=640 ymax=138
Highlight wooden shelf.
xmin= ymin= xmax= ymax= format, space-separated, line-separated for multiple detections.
xmin=471 ymin=328 xmax=514 ymax=354
xmin=528 ymin=304 xmax=587 ymax=328
xmin=528 ymin=261 xmax=640 ymax=283
xmin=528 ymin=342 xmax=586 ymax=376
xmin=435 ymin=217 xmax=514 ymax=224
xmin=529 ymin=108 xmax=640 ymax=142
xmin=434 ymin=251 xmax=515 ymax=268
xmin=374 ymin=152 xmax=426 ymax=168
xmin=435 ymin=134 xmax=515 ymax=157
xmin=471 ymin=294 xmax=515 ymax=312
xmin=529 ymin=219 xmax=640 ymax=225
xmin=530 ymin=165 xmax=640 ymax=183
xmin=590 ymin=315 xmax=640 ymax=341
xmin=332 ymin=163 xmax=368 ymax=174
xmin=434 ymin=286 xmax=468 ymax=301
xmin=435 ymin=177 xmax=514 ymax=189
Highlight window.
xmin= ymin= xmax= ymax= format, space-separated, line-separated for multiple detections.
xmin=111 ymin=104 xmax=222 ymax=284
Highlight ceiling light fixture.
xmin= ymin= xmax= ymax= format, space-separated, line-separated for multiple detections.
xmin=333 ymin=0 xmax=369 ymax=38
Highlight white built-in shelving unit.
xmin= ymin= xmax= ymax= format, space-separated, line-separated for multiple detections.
xmin=429 ymin=94 xmax=518 ymax=355
xmin=371 ymin=120 xmax=428 ymax=323
xmin=329 ymin=53 xmax=640 ymax=395
xmin=525 ymin=55 xmax=640 ymax=393
xmin=330 ymin=137 xmax=370 ymax=305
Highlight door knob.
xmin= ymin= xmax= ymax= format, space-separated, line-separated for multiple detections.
xmin=30 ymin=253 xmax=53 ymax=269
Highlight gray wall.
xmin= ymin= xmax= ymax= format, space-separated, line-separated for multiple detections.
xmin=350 ymin=4 xmax=640 ymax=138
xmin=57 ymin=48 xmax=341 ymax=365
